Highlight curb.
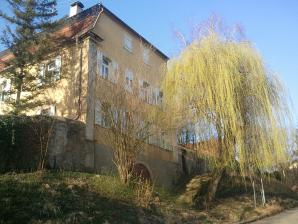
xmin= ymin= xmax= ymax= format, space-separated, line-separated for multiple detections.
xmin=238 ymin=205 xmax=298 ymax=223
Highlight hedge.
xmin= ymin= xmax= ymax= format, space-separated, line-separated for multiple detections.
xmin=0 ymin=115 xmax=54 ymax=173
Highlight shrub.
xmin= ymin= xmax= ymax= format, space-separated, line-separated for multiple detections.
xmin=0 ymin=115 xmax=54 ymax=173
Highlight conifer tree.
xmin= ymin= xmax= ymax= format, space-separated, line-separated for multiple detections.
xmin=0 ymin=0 xmax=58 ymax=114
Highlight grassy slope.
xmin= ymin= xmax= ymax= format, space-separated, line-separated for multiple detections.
xmin=0 ymin=171 xmax=297 ymax=224
xmin=0 ymin=171 xmax=153 ymax=224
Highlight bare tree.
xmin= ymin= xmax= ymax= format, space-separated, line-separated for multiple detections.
xmin=94 ymin=42 xmax=165 ymax=184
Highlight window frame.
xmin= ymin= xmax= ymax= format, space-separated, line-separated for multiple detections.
xmin=125 ymin=69 xmax=134 ymax=92
xmin=0 ymin=79 xmax=11 ymax=102
xmin=142 ymin=48 xmax=150 ymax=65
xmin=101 ymin=55 xmax=110 ymax=80
xmin=123 ymin=34 xmax=133 ymax=53
xmin=39 ymin=55 xmax=61 ymax=85
xmin=40 ymin=105 xmax=56 ymax=116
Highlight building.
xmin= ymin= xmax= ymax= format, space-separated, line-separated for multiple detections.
xmin=0 ymin=2 xmax=199 ymax=187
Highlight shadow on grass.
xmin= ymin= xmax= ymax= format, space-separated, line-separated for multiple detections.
xmin=0 ymin=172 xmax=161 ymax=224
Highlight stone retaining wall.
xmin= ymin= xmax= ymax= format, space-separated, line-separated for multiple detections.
xmin=48 ymin=118 xmax=203 ymax=188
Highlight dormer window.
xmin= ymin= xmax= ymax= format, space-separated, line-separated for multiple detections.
xmin=124 ymin=34 xmax=133 ymax=52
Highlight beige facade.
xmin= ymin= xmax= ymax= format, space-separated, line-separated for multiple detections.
xmin=0 ymin=3 xmax=174 ymax=149
xmin=1 ymin=5 xmax=166 ymax=111
xmin=0 ymin=3 xmax=203 ymax=187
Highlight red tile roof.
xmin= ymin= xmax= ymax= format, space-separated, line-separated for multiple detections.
xmin=0 ymin=4 xmax=100 ymax=72
xmin=0 ymin=3 xmax=169 ymax=72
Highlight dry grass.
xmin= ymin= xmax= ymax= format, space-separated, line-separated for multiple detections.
xmin=0 ymin=171 xmax=297 ymax=224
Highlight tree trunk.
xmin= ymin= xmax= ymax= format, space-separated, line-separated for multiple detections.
xmin=252 ymin=179 xmax=257 ymax=208
xmin=204 ymin=118 xmax=225 ymax=206
xmin=261 ymin=177 xmax=266 ymax=206
xmin=205 ymin=167 xmax=225 ymax=206
xmin=15 ymin=75 xmax=23 ymax=114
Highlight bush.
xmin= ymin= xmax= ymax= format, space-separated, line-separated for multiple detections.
xmin=135 ymin=179 xmax=155 ymax=208
xmin=0 ymin=115 xmax=54 ymax=173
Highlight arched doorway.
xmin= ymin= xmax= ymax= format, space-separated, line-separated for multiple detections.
xmin=132 ymin=163 xmax=151 ymax=182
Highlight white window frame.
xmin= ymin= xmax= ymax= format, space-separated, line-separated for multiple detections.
xmin=139 ymin=80 xmax=151 ymax=102
xmin=0 ymin=79 xmax=11 ymax=102
xmin=95 ymin=100 xmax=103 ymax=125
xmin=157 ymin=89 xmax=163 ymax=104
xmin=40 ymin=105 xmax=56 ymax=116
xmin=125 ymin=69 xmax=133 ymax=92
xmin=152 ymin=88 xmax=162 ymax=105
xmin=101 ymin=55 xmax=110 ymax=80
xmin=38 ymin=64 xmax=46 ymax=85
xmin=142 ymin=48 xmax=150 ymax=65
xmin=110 ymin=61 xmax=119 ymax=83
xmin=95 ymin=100 xmax=110 ymax=128
xmin=123 ymin=34 xmax=133 ymax=53
xmin=46 ymin=55 xmax=61 ymax=82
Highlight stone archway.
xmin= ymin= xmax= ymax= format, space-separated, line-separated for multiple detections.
xmin=132 ymin=163 xmax=152 ymax=182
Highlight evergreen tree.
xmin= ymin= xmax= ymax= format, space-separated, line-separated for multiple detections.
xmin=0 ymin=0 xmax=58 ymax=114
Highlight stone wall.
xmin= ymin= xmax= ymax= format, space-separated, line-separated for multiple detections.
xmin=48 ymin=118 xmax=94 ymax=172
xmin=48 ymin=118 xmax=203 ymax=188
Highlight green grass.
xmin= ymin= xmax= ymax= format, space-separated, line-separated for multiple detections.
xmin=0 ymin=171 xmax=157 ymax=224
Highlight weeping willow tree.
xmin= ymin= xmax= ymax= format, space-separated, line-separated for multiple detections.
xmin=164 ymin=26 xmax=291 ymax=204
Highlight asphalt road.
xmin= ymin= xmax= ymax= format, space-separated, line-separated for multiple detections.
xmin=252 ymin=207 xmax=298 ymax=224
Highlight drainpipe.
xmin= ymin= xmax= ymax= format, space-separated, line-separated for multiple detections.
xmin=91 ymin=4 xmax=104 ymax=30
xmin=75 ymin=36 xmax=83 ymax=120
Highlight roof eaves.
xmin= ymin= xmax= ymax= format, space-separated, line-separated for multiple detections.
xmin=0 ymin=4 xmax=100 ymax=59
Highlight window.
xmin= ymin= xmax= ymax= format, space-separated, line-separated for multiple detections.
xmin=139 ymin=81 xmax=163 ymax=105
xmin=39 ymin=55 xmax=61 ymax=85
xmin=123 ymin=34 xmax=133 ymax=52
xmin=139 ymin=80 xmax=147 ymax=100
xmin=95 ymin=100 xmax=111 ymax=128
xmin=97 ymin=51 xmax=112 ymax=81
xmin=38 ymin=64 xmax=46 ymax=85
xmin=152 ymin=88 xmax=163 ymax=105
xmin=47 ymin=56 xmax=61 ymax=81
xmin=152 ymin=89 xmax=157 ymax=104
xmin=0 ymin=79 xmax=11 ymax=102
xmin=125 ymin=69 xmax=133 ymax=92
xmin=142 ymin=48 xmax=150 ymax=65
xmin=110 ymin=61 xmax=119 ymax=83
xmin=101 ymin=55 xmax=110 ymax=80
xmin=95 ymin=100 xmax=102 ymax=125
xmin=40 ymin=105 xmax=56 ymax=116
xmin=158 ymin=90 xmax=163 ymax=104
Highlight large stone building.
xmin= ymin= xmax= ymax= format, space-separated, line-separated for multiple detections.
xmin=0 ymin=2 xmax=200 ymax=187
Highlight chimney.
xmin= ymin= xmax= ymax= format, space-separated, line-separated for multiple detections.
xmin=69 ymin=1 xmax=85 ymax=17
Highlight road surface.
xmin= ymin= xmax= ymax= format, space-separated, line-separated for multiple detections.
xmin=252 ymin=207 xmax=298 ymax=224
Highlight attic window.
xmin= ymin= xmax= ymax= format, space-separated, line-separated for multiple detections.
xmin=143 ymin=48 xmax=150 ymax=65
xmin=123 ymin=34 xmax=133 ymax=52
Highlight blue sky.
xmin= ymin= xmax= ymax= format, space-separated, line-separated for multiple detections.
xmin=1 ymin=0 xmax=298 ymax=121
